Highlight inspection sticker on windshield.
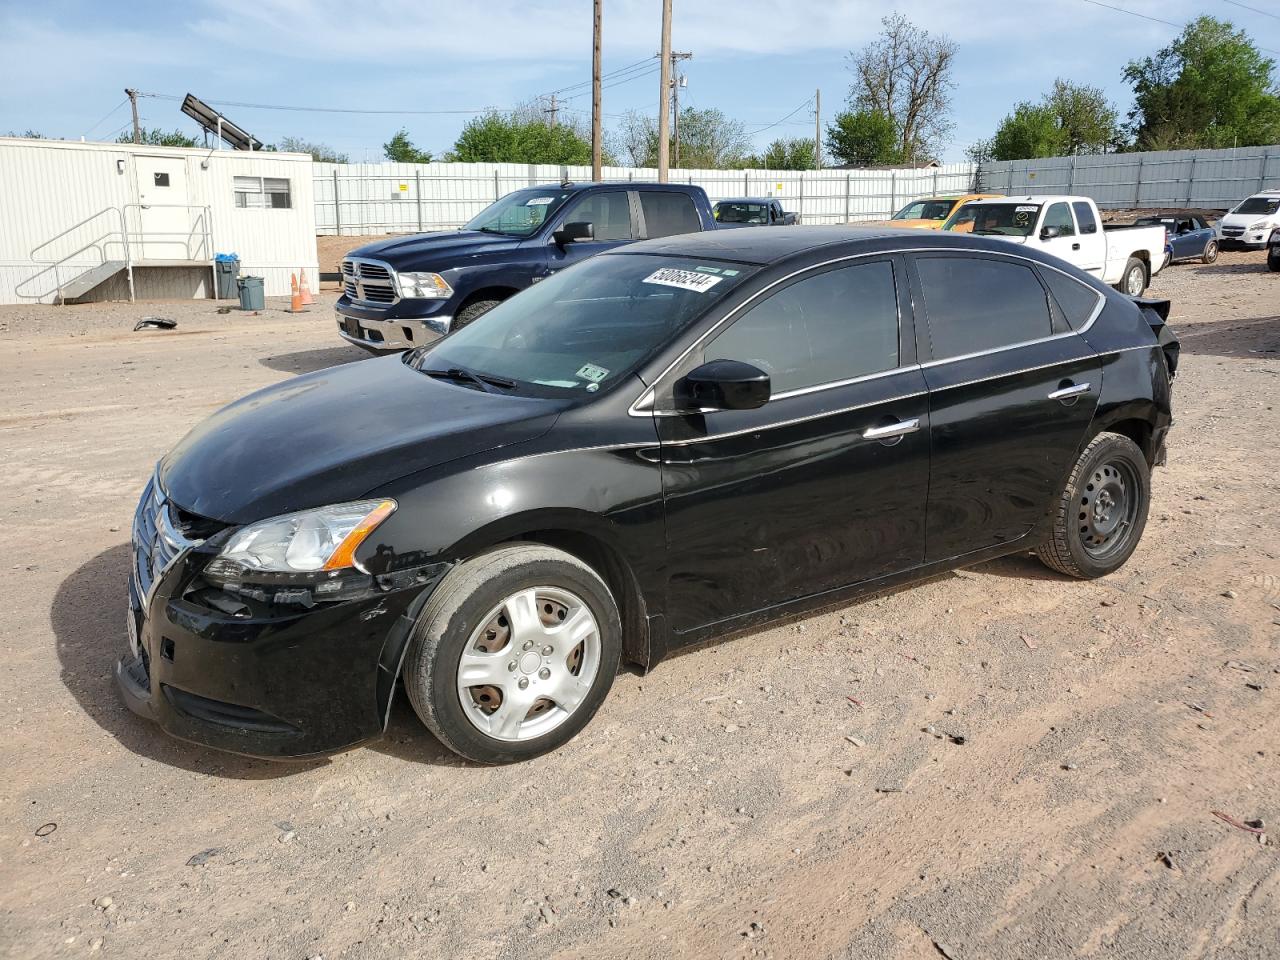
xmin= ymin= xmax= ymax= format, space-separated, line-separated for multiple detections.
xmin=576 ymin=362 xmax=610 ymax=383
xmin=643 ymin=267 xmax=724 ymax=293
xmin=1015 ymin=205 xmax=1039 ymax=212
xmin=525 ymin=196 xmax=556 ymax=206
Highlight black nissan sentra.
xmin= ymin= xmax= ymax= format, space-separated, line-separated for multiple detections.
xmin=120 ymin=227 xmax=1177 ymax=763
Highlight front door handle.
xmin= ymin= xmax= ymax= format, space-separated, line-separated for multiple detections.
xmin=862 ymin=417 xmax=920 ymax=441
xmin=1072 ymin=242 xmax=1081 ymax=250
xmin=1048 ymin=382 xmax=1091 ymax=401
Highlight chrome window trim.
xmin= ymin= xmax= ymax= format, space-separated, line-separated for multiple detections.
xmin=628 ymin=245 xmax=1108 ymax=418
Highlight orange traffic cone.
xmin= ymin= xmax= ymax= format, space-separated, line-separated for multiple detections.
xmin=289 ymin=272 xmax=304 ymax=313
xmin=299 ymin=268 xmax=315 ymax=305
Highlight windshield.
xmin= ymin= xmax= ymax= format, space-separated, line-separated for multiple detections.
xmin=893 ymin=199 xmax=955 ymax=221
xmin=1232 ymin=196 xmax=1280 ymax=216
xmin=941 ymin=204 xmax=979 ymax=233
xmin=715 ymin=202 xmax=768 ymax=224
xmin=408 ymin=254 xmax=757 ymax=398
xmin=960 ymin=203 xmax=1042 ymax=237
xmin=463 ymin=188 xmax=573 ymax=237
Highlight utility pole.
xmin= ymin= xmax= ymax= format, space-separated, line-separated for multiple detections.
xmin=591 ymin=0 xmax=603 ymax=181
xmin=670 ymin=51 xmax=692 ymax=168
xmin=544 ymin=93 xmax=558 ymax=129
xmin=657 ymin=0 xmax=672 ymax=182
xmin=814 ymin=88 xmax=821 ymax=169
xmin=125 ymin=88 xmax=141 ymax=144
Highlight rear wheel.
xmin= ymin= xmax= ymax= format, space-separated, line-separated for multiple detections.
xmin=1201 ymin=240 xmax=1219 ymax=264
xmin=402 ymin=543 xmax=622 ymax=764
xmin=1268 ymin=245 xmax=1280 ymax=272
xmin=1036 ymin=432 xmax=1151 ymax=579
xmin=1118 ymin=258 xmax=1147 ymax=296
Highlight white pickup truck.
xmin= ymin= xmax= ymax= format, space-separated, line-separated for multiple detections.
xmin=945 ymin=195 xmax=1166 ymax=295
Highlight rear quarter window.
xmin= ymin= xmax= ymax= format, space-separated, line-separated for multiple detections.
xmin=1040 ymin=267 xmax=1103 ymax=331
xmin=916 ymin=256 xmax=1053 ymax=360
xmin=641 ymin=191 xmax=702 ymax=238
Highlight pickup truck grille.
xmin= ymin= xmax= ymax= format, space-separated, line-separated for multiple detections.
xmin=342 ymin=258 xmax=399 ymax=305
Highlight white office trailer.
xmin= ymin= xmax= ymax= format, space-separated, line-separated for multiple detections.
xmin=0 ymin=137 xmax=318 ymax=305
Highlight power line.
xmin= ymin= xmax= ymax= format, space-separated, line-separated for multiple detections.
xmin=82 ymin=98 xmax=128 ymax=139
xmin=1077 ymin=0 xmax=1280 ymax=55
xmin=1222 ymin=0 xmax=1280 ymax=22
xmin=136 ymin=91 xmax=495 ymax=115
xmin=749 ymin=96 xmax=814 ymax=136
xmin=546 ymin=55 xmax=655 ymax=97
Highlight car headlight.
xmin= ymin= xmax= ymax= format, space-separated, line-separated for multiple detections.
xmin=1249 ymin=220 xmax=1270 ymax=231
xmin=203 ymin=500 xmax=396 ymax=598
xmin=399 ymin=272 xmax=453 ymax=299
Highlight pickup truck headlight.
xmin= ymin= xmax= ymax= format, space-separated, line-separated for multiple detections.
xmin=399 ymin=272 xmax=454 ymax=299
xmin=203 ymin=500 xmax=396 ymax=598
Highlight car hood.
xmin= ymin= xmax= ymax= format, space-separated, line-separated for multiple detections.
xmin=891 ymin=219 xmax=946 ymax=230
xmin=159 ymin=357 xmax=562 ymax=524
xmin=1219 ymin=212 xmax=1277 ymax=228
xmin=346 ymin=230 xmax=523 ymax=266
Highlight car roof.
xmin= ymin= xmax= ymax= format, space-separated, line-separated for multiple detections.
xmin=611 ymin=225 xmax=1047 ymax=266
xmin=715 ymin=197 xmax=775 ymax=203
xmin=965 ymin=195 xmax=1073 ymax=206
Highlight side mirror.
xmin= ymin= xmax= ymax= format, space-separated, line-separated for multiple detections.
xmin=678 ymin=359 xmax=770 ymax=411
xmin=1040 ymin=224 xmax=1063 ymax=240
xmin=553 ymin=221 xmax=594 ymax=246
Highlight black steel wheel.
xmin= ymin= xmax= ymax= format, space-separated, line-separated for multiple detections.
xmin=1036 ymin=432 xmax=1151 ymax=579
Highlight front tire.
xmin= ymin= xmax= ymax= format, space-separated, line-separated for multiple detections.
xmin=452 ymin=298 xmax=501 ymax=332
xmin=1036 ymin=432 xmax=1151 ymax=579
xmin=1268 ymin=246 xmax=1280 ymax=272
xmin=402 ymin=543 xmax=622 ymax=764
xmin=1201 ymin=240 xmax=1219 ymax=264
xmin=1118 ymin=257 xmax=1148 ymax=296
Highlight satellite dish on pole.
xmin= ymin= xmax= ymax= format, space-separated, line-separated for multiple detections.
xmin=181 ymin=94 xmax=263 ymax=151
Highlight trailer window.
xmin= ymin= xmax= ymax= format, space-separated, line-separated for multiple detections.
xmin=234 ymin=176 xmax=292 ymax=209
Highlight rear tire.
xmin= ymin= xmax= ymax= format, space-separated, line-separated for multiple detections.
xmin=402 ymin=543 xmax=622 ymax=764
xmin=1268 ymin=246 xmax=1280 ymax=272
xmin=452 ymin=298 xmax=501 ymax=332
xmin=1201 ymin=240 xmax=1219 ymax=264
xmin=1036 ymin=432 xmax=1151 ymax=580
xmin=1118 ymin=258 xmax=1147 ymax=296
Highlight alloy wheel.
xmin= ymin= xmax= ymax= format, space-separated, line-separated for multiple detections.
xmin=456 ymin=586 xmax=601 ymax=742
xmin=1125 ymin=265 xmax=1145 ymax=296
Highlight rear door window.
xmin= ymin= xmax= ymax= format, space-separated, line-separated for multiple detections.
xmin=707 ymin=260 xmax=899 ymax=394
xmin=640 ymin=191 xmax=703 ymax=238
xmin=915 ymin=256 xmax=1053 ymax=360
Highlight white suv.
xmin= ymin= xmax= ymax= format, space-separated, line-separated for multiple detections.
xmin=1218 ymin=190 xmax=1280 ymax=249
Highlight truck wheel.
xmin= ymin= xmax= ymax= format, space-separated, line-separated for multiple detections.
xmin=1118 ymin=258 xmax=1147 ymax=296
xmin=402 ymin=543 xmax=622 ymax=764
xmin=1201 ymin=240 xmax=1219 ymax=264
xmin=453 ymin=298 xmax=501 ymax=332
xmin=1035 ymin=432 xmax=1151 ymax=580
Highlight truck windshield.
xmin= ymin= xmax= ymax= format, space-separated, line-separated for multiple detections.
xmin=962 ymin=203 xmax=1042 ymax=238
xmin=893 ymin=199 xmax=955 ymax=221
xmin=408 ymin=254 xmax=757 ymax=398
xmin=716 ymin=202 xmax=768 ymax=224
xmin=1232 ymin=196 xmax=1280 ymax=216
xmin=463 ymin=188 xmax=573 ymax=237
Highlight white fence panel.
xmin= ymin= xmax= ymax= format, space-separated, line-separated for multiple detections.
xmin=312 ymin=161 xmax=980 ymax=236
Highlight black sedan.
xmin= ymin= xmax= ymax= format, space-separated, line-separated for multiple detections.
xmin=119 ymin=227 xmax=1178 ymax=764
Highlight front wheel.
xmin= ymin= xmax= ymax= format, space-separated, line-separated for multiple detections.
xmin=452 ymin=297 xmax=501 ymax=332
xmin=1036 ymin=432 xmax=1151 ymax=579
xmin=1118 ymin=258 xmax=1148 ymax=296
xmin=1268 ymin=246 xmax=1280 ymax=272
xmin=402 ymin=543 xmax=622 ymax=764
xmin=1201 ymin=240 xmax=1219 ymax=264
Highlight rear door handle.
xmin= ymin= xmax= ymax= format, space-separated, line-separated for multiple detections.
xmin=1048 ymin=382 xmax=1091 ymax=400
xmin=862 ymin=417 xmax=920 ymax=441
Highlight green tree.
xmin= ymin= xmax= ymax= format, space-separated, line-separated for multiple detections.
xmin=826 ymin=109 xmax=900 ymax=165
xmin=1124 ymin=16 xmax=1280 ymax=150
xmin=1048 ymin=79 xmax=1120 ymax=154
xmin=449 ymin=112 xmax=592 ymax=164
xmin=116 ymin=127 xmax=199 ymax=147
xmin=989 ymin=103 xmax=1065 ymax=161
xmin=276 ymin=136 xmax=349 ymax=163
xmin=748 ymin=137 xmax=817 ymax=169
xmin=383 ymin=128 xmax=433 ymax=163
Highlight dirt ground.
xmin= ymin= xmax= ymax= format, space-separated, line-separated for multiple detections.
xmin=0 ymin=250 xmax=1277 ymax=960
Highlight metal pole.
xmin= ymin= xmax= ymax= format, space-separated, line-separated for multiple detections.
xmin=799 ymin=175 xmax=804 ymax=223
xmin=1068 ymin=155 xmax=1076 ymax=193
xmin=932 ymin=168 xmax=938 ymax=196
xmin=814 ymin=88 xmax=821 ymax=169
xmin=333 ymin=169 xmax=342 ymax=235
xmin=1134 ymin=157 xmax=1144 ymax=207
xmin=415 ymin=170 xmax=423 ymax=232
xmin=657 ymin=0 xmax=672 ymax=182
xmin=889 ymin=170 xmax=896 ymax=218
xmin=1261 ymin=153 xmax=1271 ymax=192
xmin=494 ymin=169 xmax=500 ymax=199
xmin=845 ymin=174 xmax=851 ymax=223
xmin=1186 ymin=156 xmax=1196 ymax=206
xmin=591 ymin=0 xmax=603 ymax=181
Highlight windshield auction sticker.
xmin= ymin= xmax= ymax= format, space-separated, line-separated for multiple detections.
xmin=576 ymin=363 xmax=610 ymax=383
xmin=643 ymin=268 xmax=724 ymax=293
xmin=525 ymin=197 xmax=556 ymax=206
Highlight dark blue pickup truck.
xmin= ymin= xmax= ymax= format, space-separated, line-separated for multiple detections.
xmin=336 ymin=181 xmax=717 ymax=352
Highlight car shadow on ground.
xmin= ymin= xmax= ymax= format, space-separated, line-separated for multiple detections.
xmin=258 ymin=345 xmax=365 ymax=375
xmin=1174 ymin=313 xmax=1280 ymax=362
xmin=52 ymin=544 xmax=328 ymax=780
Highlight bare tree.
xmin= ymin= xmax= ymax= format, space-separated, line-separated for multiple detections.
xmin=849 ymin=14 xmax=956 ymax=162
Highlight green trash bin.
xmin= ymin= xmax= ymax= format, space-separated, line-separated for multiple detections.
xmin=214 ymin=255 xmax=239 ymax=299
xmin=237 ymin=275 xmax=265 ymax=311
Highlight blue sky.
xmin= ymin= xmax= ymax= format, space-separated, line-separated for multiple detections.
xmin=2 ymin=0 xmax=1277 ymax=163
